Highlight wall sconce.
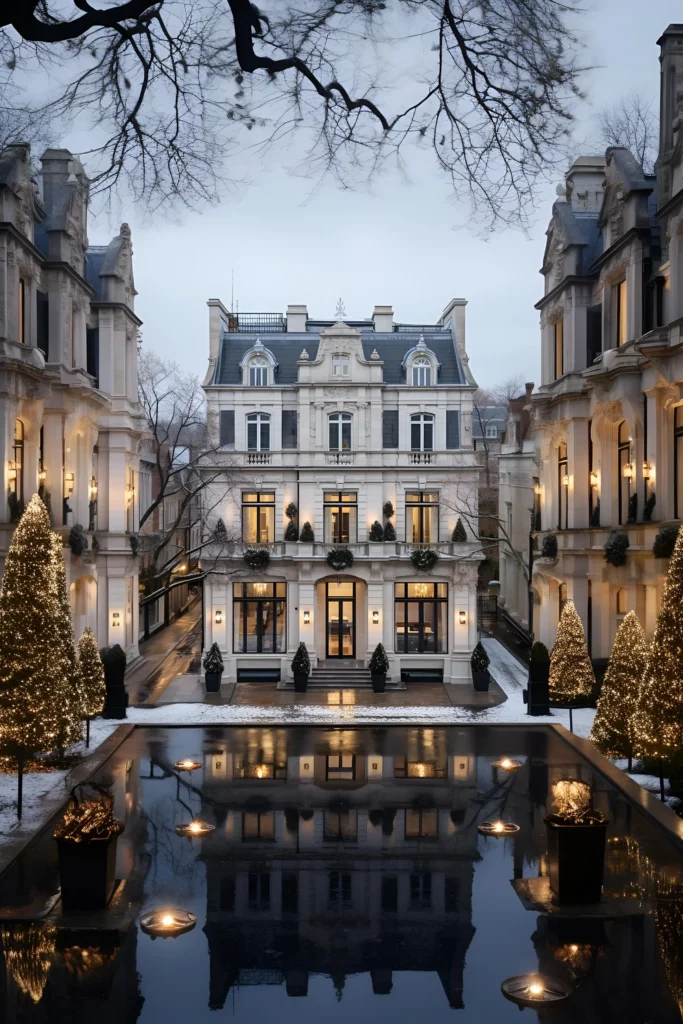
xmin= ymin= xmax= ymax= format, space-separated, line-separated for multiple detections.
xmin=7 ymin=461 xmax=16 ymax=482
xmin=112 ymin=611 xmax=121 ymax=628
xmin=622 ymin=462 xmax=633 ymax=480
xmin=533 ymin=482 xmax=541 ymax=496
xmin=562 ymin=473 xmax=570 ymax=488
xmin=589 ymin=470 xmax=599 ymax=488
xmin=38 ymin=468 xmax=46 ymax=484
xmin=64 ymin=470 xmax=75 ymax=494
xmin=643 ymin=461 xmax=651 ymax=479
xmin=89 ymin=476 xmax=98 ymax=500
xmin=459 ymin=610 xmax=467 ymax=625
xmin=372 ymin=610 xmax=379 ymax=625
xmin=215 ymin=610 xmax=223 ymax=625
xmin=303 ymin=609 xmax=310 ymax=626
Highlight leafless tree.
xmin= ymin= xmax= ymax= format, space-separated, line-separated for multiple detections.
xmin=594 ymin=91 xmax=658 ymax=175
xmin=442 ymin=489 xmax=532 ymax=585
xmin=1 ymin=0 xmax=584 ymax=229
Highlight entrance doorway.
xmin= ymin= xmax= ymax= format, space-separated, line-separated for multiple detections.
xmin=326 ymin=581 xmax=355 ymax=658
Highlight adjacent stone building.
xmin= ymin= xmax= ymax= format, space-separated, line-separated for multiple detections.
xmin=0 ymin=144 xmax=144 ymax=657
xmin=201 ymin=300 xmax=481 ymax=686
xmin=529 ymin=24 xmax=683 ymax=659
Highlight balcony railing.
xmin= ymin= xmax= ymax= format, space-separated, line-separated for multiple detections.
xmin=409 ymin=452 xmax=434 ymax=465
xmin=246 ymin=452 xmax=272 ymax=465
xmin=325 ymin=452 xmax=355 ymax=465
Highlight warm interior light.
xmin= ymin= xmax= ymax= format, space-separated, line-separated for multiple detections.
xmin=253 ymin=582 xmax=268 ymax=596
xmin=589 ymin=470 xmax=599 ymax=487
xmin=562 ymin=473 xmax=570 ymax=487
xmin=38 ymin=469 xmax=46 ymax=484
xmin=414 ymin=583 xmax=429 ymax=597
xmin=372 ymin=610 xmax=379 ymax=624
xmin=622 ymin=463 xmax=633 ymax=479
xmin=459 ymin=610 xmax=467 ymax=625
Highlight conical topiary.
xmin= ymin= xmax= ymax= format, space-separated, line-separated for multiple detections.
xmin=77 ymin=628 xmax=106 ymax=720
xmin=549 ymin=600 xmax=595 ymax=703
xmin=452 ymin=518 xmax=467 ymax=542
xmin=591 ymin=611 xmax=647 ymax=766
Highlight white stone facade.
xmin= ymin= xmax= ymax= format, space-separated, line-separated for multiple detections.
xmin=0 ymin=145 xmax=144 ymax=657
xmin=202 ymin=300 xmax=481 ymax=685
xmin=529 ymin=25 xmax=683 ymax=661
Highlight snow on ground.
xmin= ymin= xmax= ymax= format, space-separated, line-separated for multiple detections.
xmin=0 ymin=720 xmax=120 ymax=843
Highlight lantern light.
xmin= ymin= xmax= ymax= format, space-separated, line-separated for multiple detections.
xmin=372 ymin=610 xmax=379 ymax=625
xmin=589 ymin=470 xmax=599 ymax=488
xmin=303 ymin=609 xmax=311 ymax=626
xmin=459 ymin=610 xmax=467 ymax=625
xmin=215 ymin=610 xmax=223 ymax=625
xmin=140 ymin=909 xmax=197 ymax=939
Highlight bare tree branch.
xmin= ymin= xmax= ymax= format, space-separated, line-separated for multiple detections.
xmin=593 ymin=90 xmax=658 ymax=175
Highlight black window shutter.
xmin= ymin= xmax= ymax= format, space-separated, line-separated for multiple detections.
xmin=586 ymin=306 xmax=602 ymax=367
xmin=219 ymin=410 xmax=235 ymax=448
xmin=282 ymin=410 xmax=298 ymax=449
xmin=383 ymin=410 xmax=399 ymax=449
xmin=86 ymin=326 xmax=99 ymax=385
xmin=446 ymin=410 xmax=460 ymax=450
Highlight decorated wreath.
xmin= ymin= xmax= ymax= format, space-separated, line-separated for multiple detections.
xmin=410 ymin=548 xmax=439 ymax=572
xmin=326 ymin=546 xmax=354 ymax=571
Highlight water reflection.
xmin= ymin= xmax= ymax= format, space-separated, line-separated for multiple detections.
xmin=0 ymin=726 xmax=682 ymax=1022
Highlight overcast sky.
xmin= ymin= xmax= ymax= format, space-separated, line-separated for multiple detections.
xmin=83 ymin=1 xmax=681 ymax=392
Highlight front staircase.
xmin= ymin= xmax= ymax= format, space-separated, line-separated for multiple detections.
xmin=297 ymin=661 xmax=401 ymax=690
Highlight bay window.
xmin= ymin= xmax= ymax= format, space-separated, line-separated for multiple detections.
xmin=410 ymin=413 xmax=434 ymax=451
xmin=394 ymin=582 xmax=447 ymax=653
xmin=405 ymin=491 xmax=438 ymax=543
xmin=233 ymin=582 xmax=286 ymax=653
xmin=242 ymin=491 xmax=275 ymax=543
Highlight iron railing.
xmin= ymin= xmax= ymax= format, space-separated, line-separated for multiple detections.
xmin=226 ymin=313 xmax=285 ymax=333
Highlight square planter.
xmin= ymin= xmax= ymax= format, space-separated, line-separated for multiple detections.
xmin=527 ymin=663 xmax=550 ymax=715
xmin=544 ymin=816 xmax=608 ymax=904
xmin=472 ymin=669 xmax=490 ymax=692
xmin=205 ymin=671 xmax=222 ymax=693
xmin=56 ymin=834 xmax=120 ymax=911
xmin=371 ymin=672 xmax=386 ymax=693
xmin=294 ymin=674 xmax=308 ymax=693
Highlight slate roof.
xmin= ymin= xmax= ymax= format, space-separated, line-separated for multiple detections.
xmin=213 ymin=325 xmax=467 ymax=387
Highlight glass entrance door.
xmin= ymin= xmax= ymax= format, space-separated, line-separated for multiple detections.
xmin=326 ymin=581 xmax=355 ymax=658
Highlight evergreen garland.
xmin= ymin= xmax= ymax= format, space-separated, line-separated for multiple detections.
xmin=633 ymin=527 xmax=683 ymax=759
xmin=77 ymin=628 xmax=106 ymax=719
xmin=549 ymin=600 xmax=595 ymax=703
xmin=0 ymin=496 xmax=82 ymax=754
xmin=590 ymin=611 xmax=647 ymax=762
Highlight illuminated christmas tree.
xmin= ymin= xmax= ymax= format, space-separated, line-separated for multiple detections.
xmin=633 ymin=525 xmax=683 ymax=763
xmin=77 ymin=627 xmax=106 ymax=746
xmin=0 ymin=496 xmax=82 ymax=813
xmin=549 ymin=599 xmax=595 ymax=702
xmin=50 ymin=534 xmax=83 ymax=747
xmin=591 ymin=611 xmax=647 ymax=768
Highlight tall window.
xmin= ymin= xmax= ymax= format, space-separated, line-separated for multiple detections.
xmin=323 ymin=809 xmax=358 ymax=841
xmin=332 ymin=354 xmax=350 ymax=377
xmin=324 ymin=492 xmax=357 ymax=544
xmin=18 ymin=279 xmax=26 ymax=344
xmin=328 ymin=871 xmax=352 ymax=906
xmin=406 ymin=491 xmax=438 ymax=543
xmin=242 ymin=491 xmax=275 ymax=543
xmin=676 ymin=407 xmax=683 ymax=519
xmin=558 ymin=582 xmax=567 ymax=619
xmin=10 ymin=419 xmax=24 ymax=512
xmin=617 ymin=421 xmax=631 ymax=526
xmin=249 ymin=357 xmax=269 ymax=386
xmin=405 ymin=808 xmax=438 ymax=839
xmin=410 ymin=414 xmax=434 ymax=452
xmin=233 ymin=582 xmax=286 ymax=653
xmin=395 ymin=582 xmax=447 ymax=654
xmin=412 ymin=358 xmax=431 ymax=386
xmin=328 ymin=413 xmax=352 ymax=450
xmin=247 ymin=412 xmax=270 ymax=451
xmin=616 ymin=587 xmax=628 ymax=623
xmin=614 ymin=279 xmax=628 ymax=346
xmin=243 ymin=811 xmax=275 ymax=841
xmin=557 ymin=442 xmax=568 ymax=530
xmin=533 ymin=477 xmax=541 ymax=531
xmin=409 ymin=872 xmax=432 ymax=909
xmin=247 ymin=872 xmax=271 ymax=910
xmin=326 ymin=754 xmax=355 ymax=780
xmin=554 ymin=319 xmax=564 ymax=378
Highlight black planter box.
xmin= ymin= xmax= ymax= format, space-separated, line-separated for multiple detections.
xmin=205 ymin=671 xmax=222 ymax=693
xmin=56 ymin=834 xmax=120 ymax=911
xmin=294 ymin=674 xmax=308 ymax=693
xmin=371 ymin=672 xmax=386 ymax=693
xmin=527 ymin=663 xmax=550 ymax=715
xmin=102 ymin=685 xmax=128 ymax=720
xmin=544 ymin=816 xmax=607 ymax=904
xmin=472 ymin=669 xmax=490 ymax=692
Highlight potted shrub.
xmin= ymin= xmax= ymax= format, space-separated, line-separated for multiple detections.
xmin=544 ymin=779 xmax=608 ymax=904
xmin=368 ymin=520 xmax=384 ymax=557
xmin=604 ymin=530 xmax=629 ymax=567
xmin=383 ymin=520 xmax=396 ymax=542
xmin=540 ymin=534 xmax=558 ymax=559
xmin=383 ymin=501 xmax=395 ymax=520
xmin=653 ymin=525 xmax=679 ymax=559
xmin=471 ymin=642 xmax=490 ymax=691
xmin=299 ymin=521 xmax=314 ymax=556
xmin=68 ymin=524 xmax=88 ymax=556
xmin=100 ymin=644 xmax=128 ymax=719
xmin=525 ymin=641 xmax=550 ymax=716
xmin=291 ymin=642 xmax=310 ymax=693
xmin=203 ymin=642 xmax=224 ymax=692
xmin=369 ymin=643 xmax=389 ymax=693
xmin=54 ymin=794 xmax=124 ymax=910
xmin=285 ymin=503 xmax=299 ymax=551
xmin=452 ymin=518 xmax=467 ymax=542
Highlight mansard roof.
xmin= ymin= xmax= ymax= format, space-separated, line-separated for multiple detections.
xmin=546 ymin=201 xmax=602 ymax=275
xmin=213 ymin=325 xmax=467 ymax=386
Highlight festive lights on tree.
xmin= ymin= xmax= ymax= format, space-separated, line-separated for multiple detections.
xmin=632 ymin=525 xmax=683 ymax=763
xmin=50 ymin=533 xmax=84 ymax=749
xmin=549 ymin=599 xmax=595 ymax=702
xmin=1 ymin=923 xmax=56 ymax=1004
xmin=77 ymin=628 xmax=106 ymax=747
xmin=591 ymin=611 xmax=647 ymax=769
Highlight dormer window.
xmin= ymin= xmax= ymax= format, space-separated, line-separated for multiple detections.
xmin=332 ymin=354 xmax=350 ymax=378
xmin=249 ymin=357 xmax=269 ymax=386
xmin=486 ymin=424 xmax=498 ymax=439
xmin=412 ymin=357 xmax=432 ymax=387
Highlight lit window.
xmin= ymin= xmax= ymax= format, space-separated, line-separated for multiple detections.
xmin=554 ymin=319 xmax=564 ymax=378
xmin=328 ymin=413 xmax=352 ymax=450
xmin=405 ymin=808 xmax=438 ymax=839
xmin=326 ymin=754 xmax=355 ymax=780
xmin=557 ymin=442 xmax=568 ymax=530
xmin=559 ymin=582 xmax=567 ymax=618
xmin=18 ymin=279 xmax=26 ymax=344
xmin=249 ymin=357 xmax=269 ymax=386
xmin=615 ymin=280 xmax=628 ymax=346
xmin=405 ymin=491 xmax=439 ymax=543
xmin=394 ymin=582 xmax=448 ymax=654
xmin=242 ymin=491 xmax=275 ymax=543
xmin=323 ymin=809 xmax=357 ymax=841
xmin=243 ymin=811 xmax=275 ymax=841
xmin=412 ymin=357 xmax=431 ymax=386
xmin=410 ymin=414 xmax=434 ymax=451
xmin=324 ymin=491 xmax=357 ymax=543
xmin=616 ymin=588 xmax=628 ymax=616
xmin=332 ymin=354 xmax=350 ymax=377
xmin=233 ymin=582 xmax=286 ymax=654
xmin=246 ymin=412 xmax=270 ymax=451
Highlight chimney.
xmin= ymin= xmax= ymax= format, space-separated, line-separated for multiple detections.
xmin=287 ymin=304 xmax=307 ymax=333
xmin=372 ymin=305 xmax=394 ymax=332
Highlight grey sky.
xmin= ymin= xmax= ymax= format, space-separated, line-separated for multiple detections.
xmin=82 ymin=1 xmax=680 ymax=392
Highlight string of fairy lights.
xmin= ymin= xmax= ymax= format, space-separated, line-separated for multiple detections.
xmin=549 ymin=600 xmax=595 ymax=701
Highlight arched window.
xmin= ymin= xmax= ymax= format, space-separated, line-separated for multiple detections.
xmin=410 ymin=413 xmax=434 ymax=452
xmin=412 ymin=357 xmax=432 ymax=387
xmin=247 ymin=412 xmax=270 ymax=452
xmin=557 ymin=442 xmax=568 ymax=530
xmin=329 ymin=413 xmax=352 ymax=451
xmin=249 ymin=357 xmax=269 ymax=387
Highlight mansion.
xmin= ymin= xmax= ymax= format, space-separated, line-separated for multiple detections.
xmin=500 ymin=24 xmax=683 ymax=660
xmin=201 ymin=300 xmax=481 ymax=685
xmin=0 ymin=144 xmax=144 ymax=657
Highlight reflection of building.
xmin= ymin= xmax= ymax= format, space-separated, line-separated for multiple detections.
xmin=199 ymin=727 xmax=478 ymax=1007
xmin=0 ymin=144 xmax=144 ymax=656
xmin=201 ymin=301 xmax=482 ymax=685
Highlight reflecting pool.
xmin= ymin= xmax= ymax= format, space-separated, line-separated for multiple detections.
xmin=1 ymin=725 xmax=682 ymax=1022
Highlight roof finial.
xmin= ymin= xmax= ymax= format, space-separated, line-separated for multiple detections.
xmin=335 ymin=297 xmax=346 ymax=320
